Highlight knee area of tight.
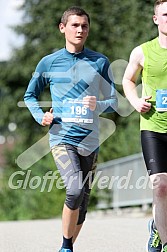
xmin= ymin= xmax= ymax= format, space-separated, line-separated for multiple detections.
xmin=65 ymin=189 xmax=84 ymax=210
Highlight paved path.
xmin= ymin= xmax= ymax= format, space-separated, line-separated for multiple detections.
xmin=0 ymin=212 xmax=151 ymax=252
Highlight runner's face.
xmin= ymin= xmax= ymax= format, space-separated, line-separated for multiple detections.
xmin=59 ymin=15 xmax=89 ymax=51
xmin=153 ymin=2 xmax=167 ymax=35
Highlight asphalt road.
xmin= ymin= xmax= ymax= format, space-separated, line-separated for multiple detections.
xmin=0 ymin=211 xmax=151 ymax=252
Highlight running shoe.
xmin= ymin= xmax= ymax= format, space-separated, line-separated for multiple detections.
xmin=58 ymin=248 xmax=73 ymax=252
xmin=146 ymin=219 xmax=162 ymax=252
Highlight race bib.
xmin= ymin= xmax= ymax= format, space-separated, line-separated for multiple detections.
xmin=156 ymin=89 xmax=167 ymax=112
xmin=62 ymin=100 xmax=93 ymax=123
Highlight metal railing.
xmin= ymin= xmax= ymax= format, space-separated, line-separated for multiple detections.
xmin=96 ymin=153 xmax=153 ymax=209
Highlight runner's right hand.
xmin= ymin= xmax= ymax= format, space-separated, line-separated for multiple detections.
xmin=41 ymin=108 xmax=54 ymax=126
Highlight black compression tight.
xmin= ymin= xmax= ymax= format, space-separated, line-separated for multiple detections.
xmin=141 ymin=130 xmax=167 ymax=175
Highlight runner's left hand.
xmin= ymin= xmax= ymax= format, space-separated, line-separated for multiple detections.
xmin=83 ymin=96 xmax=96 ymax=111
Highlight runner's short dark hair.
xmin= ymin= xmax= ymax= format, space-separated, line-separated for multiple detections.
xmin=60 ymin=6 xmax=90 ymax=26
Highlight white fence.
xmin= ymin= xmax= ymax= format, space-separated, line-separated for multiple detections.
xmin=96 ymin=153 xmax=153 ymax=209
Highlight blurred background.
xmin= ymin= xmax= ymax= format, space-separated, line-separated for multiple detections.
xmin=0 ymin=0 xmax=156 ymax=221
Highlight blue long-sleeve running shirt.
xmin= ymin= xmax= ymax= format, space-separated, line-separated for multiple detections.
xmin=24 ymin=47 xmax=117 ymax=153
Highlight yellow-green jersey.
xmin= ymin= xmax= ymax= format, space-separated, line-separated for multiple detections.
xmin=140 ymin=37 xmax=167 ymax=133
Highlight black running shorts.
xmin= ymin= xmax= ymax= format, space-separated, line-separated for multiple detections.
xmin=141 ymin=130 xmax=167 ymax=175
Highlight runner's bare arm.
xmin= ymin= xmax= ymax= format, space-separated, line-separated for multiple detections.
xmin=122 ymin=46 xmax=152 ymax=113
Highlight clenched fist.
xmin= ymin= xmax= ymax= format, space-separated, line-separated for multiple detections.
xmin=41 ymin=108 xmax=54 ymax=126
xmin=83 ymin=95 xmax=97 ymax=111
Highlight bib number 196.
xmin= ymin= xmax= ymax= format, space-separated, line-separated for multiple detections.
xmin=71 ymin=105 xmax=88 ymax=116
xmin=62 ymin=100 xmax=93 ymax=123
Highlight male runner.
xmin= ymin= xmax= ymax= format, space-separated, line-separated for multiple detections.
xmin=123 ymin=1 xmax=167 ymax=251
xmin=24 ymin=6 xmax=117 ymax=252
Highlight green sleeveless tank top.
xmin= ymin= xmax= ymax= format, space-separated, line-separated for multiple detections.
xmin=140 ymin=37 xmax=167 ymax=132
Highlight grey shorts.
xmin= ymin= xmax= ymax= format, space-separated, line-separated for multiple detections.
xmin=51 ymin=144 xmax=98 ymax=224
